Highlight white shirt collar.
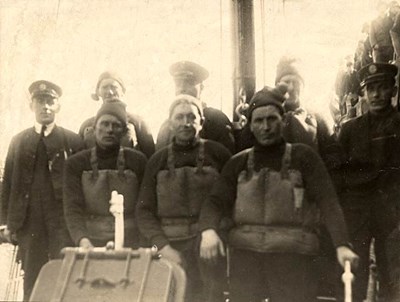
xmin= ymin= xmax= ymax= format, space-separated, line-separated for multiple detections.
xmin=34 ymin=121 xmax=56 ymax=137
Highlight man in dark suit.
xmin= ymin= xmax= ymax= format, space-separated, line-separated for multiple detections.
xmin=156 ymin=61 xmax=235 ymax=153
xmin=0 ymin=80 xmax=84 ymax=301
xmin=337 ymin=63 xmax=400 ymax=302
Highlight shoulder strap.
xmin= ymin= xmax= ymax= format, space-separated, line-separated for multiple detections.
xmin=117 ymin=147 xmax=125 ymax=177
xmin=196 ymin=139 xmax=205 ymax=173
xmin=90 ymin=147 xmax=98 ymax=178
xmin=167 ymin=143 xmax=175 ymax=174
xmin=246 ymin=147 xmax=255 ymax=178
xmin=281 ymin=143 xmax=292 ymax=179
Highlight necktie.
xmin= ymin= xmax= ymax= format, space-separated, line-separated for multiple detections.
xmin=36 ymin=124 xmax=48 ymax=167
xmin=40 ymin=124 xmax=47 ymax=138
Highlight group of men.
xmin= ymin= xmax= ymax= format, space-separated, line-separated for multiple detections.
xmin=0 ymin=57 xmax=399 ymax=302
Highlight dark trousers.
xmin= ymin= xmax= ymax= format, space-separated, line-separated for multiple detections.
xmin=229 ymin=249 xmax=317 ymax=302
xmin=386 ymin=227 xmax=400 ymax=301
xmin=337 ymin=191 xmax=398 ymax=302
xmin=171 ymin=238 xmax=226 ymax=302
xmin=17 ymin=196 xmax=69 ymax=301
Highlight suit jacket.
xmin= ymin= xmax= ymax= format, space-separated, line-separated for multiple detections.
xmin=1 ymin=126 xmax=84 ymax=232
xmin=338 ymin=109 xmax=400 ymax=195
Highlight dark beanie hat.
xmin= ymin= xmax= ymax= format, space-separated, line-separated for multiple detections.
xmin=275 ymin=56 xmax=304 ymax=85
xmin=95 ymin=100 xmax=127 ymax=126
xmin=247 ymin=83 xmax=288 ymax=120
xmin=92 ymin=71 xmax=126 ymax=101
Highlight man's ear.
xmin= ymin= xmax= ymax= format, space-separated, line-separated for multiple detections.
xmin=122 ymin=123 xmax=129 ymax=135
xmin=249 ymin=120 xmax=254 ymax=133
xmin=392 ymin=86 xmax=398 ymax=98
xmin=168 ymin=119 xmax=174 ymax=131
xmin=200 ymin=116 xmax=205 ymax=126
xmin=91 ymin=93 xmax=100 ymax=101
xmin=54 ymin=102 xmax=61 ymax=113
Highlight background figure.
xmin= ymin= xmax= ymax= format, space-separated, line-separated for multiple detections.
xmin=330 ymin=55 xmax=362 ymax=133
xmin=0 ymin=80 xmax=84 ymax=300
xmin=137 ymin=94 xmax=231 ymax=302
xmin=336 ymin=63 xmax=400 ymax=302
xmin=389 ymin=1 xmax=400 ymax=61
xmin=239 ymin=56 xmax=339 ymax=171
xmin=79 ymin=71 xmax=155 ymax=158
xmin=370 ymin=1 xmax=395 ymax=63
xmin=200 ymin=84 xmax=358 ymax=302
xmin=156 ymin=61 xmax=235 ymax=153
xmin=64 ymin=101 xmax=147 ymax=249
xmin=354 ymin=22 xmax=373 ymax=70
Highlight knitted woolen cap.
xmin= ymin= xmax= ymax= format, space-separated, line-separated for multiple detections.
xmin=95 ymin=100 xmax=127 ymax=125
xmin=275 ymin=56 xmax=304 ymax=85
xmin=92 ymin=71 xmax=126 ymax=100
xmin=247 ymin=83 xmax=288 ymax=120
xmin=169 ymin=94 xmax=203 ymax=118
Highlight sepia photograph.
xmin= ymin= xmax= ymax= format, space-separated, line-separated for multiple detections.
xmin=0 ymin=0 xmax=399 ymax=301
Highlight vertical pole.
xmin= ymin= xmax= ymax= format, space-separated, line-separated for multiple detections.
xmin=231 ymin=0 xmax=256 ymax=126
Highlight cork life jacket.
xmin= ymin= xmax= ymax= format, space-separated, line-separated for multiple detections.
xmin=81 ymin=147 xmax=139 ymax=245
xmin=229 ymin=143 xmax=320 ymax=255
xmin=156 ymin=140 xmax=219 ymax=241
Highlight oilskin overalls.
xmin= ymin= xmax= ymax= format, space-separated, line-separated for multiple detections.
xmin=156 ymin=140 xmax=224 ymax=302
xmin=229 ymin=143 xmax=320 ymax=302
xmin=81 ymin=147 xmax=139 ymax=247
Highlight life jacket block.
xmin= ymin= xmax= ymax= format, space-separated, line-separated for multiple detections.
xmin=81 ymin=147 xmax=139 ymax=245
xmin=229 ymin=144 xmax=320 ymax=255
xmin=156 ymin=140 xmax=219 ymax=241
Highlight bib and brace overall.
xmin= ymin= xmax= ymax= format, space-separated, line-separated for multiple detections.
xmin=156 ymin=140 xmax=224 ymax=302
xmin=81 ymin=147 xmax=139 ymax=247
xmin=229 ymin=144 xmax=320 ymax=302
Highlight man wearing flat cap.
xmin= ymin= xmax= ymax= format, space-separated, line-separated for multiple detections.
xmin=336 ymin=62 xmax=400 ymax=301
xmin=199 ymin=84 xmax=358 ymax=302
xmin=64 ymin=101 xmax=147 ymax=249
xmin=137 ymin=94 xmax=231 ymax=302
xmin=156 ymin=61 xmax=235 ymax=153
xmin=79 ymin=71 xmax=155 ymax=158
xmin=0 ymin=80 xmax=84 ymax=300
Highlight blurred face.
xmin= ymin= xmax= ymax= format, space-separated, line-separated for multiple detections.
xmin=30 ymin=95 xmax=60 ymax=125
xmin=390 ymin=5 xmax=400 ymax=19
xmin=250 ymin=105 xmax=283 ymax=146
xmin=365 ymin=80 xmax=396 ymax=114
xmin=95 ymin=114 xmax=125 ymax=149
xmin=278 ymin=74 xmax=303 ymax=108
xmin=169 ymin=102 xmax=202 ymax=145
xmin=97 ymin=79 xmax=124 ymax=103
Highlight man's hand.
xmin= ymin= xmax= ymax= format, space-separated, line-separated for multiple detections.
xmin=336 ymin=246 xmax=359 ymax=270
xmin=200 ymin=229 xmax=225 ymax=263
xmin=79 ymin=237 xmax=94 ymax=249
xmin=159 ymin=244 xmax=183 ymax=266
xmin=0 ymin=225 xmax=16 ymax=244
